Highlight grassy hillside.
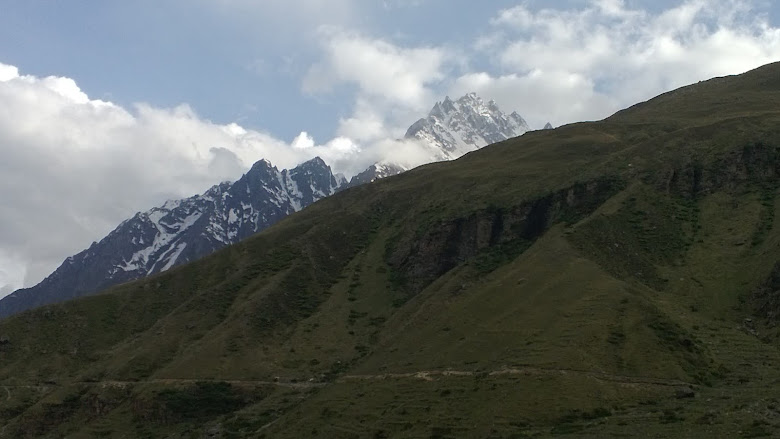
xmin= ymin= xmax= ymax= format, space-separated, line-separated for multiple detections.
xmin=1 ymin=63 xmax=780 ymax=438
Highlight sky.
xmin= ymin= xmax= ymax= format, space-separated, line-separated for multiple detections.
xmin=1 ymin=0 xmax=780 ymax=297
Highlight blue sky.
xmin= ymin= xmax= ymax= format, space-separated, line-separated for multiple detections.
xmin=1 ymin=0 xmax=780 ymax=294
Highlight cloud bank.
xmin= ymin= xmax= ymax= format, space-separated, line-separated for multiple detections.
xmin=303 ymin=28 xmax=451 ymax=145
xmin=452 ymin=0 xmax=780 ymax=128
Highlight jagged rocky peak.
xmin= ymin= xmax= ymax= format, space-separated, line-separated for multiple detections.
xmin=250 ymin=158 xmax=275 ymax=171
xmin=350 ymin=93 xmax=530 ymax=189
xmin=289 ymin=156 xmax=338 ymax=185
xmin=544 ymin=122 xmax=554 ymax=130
xmin=281 ymin=156 xmax=343 ymax=208
xmin=347 ymin=162 xmax=406 ymax=188
xmin=404 ymin=92 xmax=529 ymax=160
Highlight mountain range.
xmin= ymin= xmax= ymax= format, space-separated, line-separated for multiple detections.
xmin=0 ymin=158 xmax=343 ymax=318
xmin=0 ymin=92 xmax=530 ymax=319
xmin=1 ymin=62 xmax=780 ymax=438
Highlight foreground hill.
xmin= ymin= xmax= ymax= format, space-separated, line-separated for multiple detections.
xmin=0 ymin=63 xmax=779 ymax=438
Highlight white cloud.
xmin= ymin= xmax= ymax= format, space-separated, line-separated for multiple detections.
xmin=303 ymin=28 xmax=448 ymax=110
xmin=292 ymin=26 xmax=462 ymax=175
xmin=303 ymin=28 xmax=452 ymax=145
xmin=0 ymin=250 xmax=25 ymax=298
xmin=0 ymin=64 xmax=18 ymax=81
xmin=300 ymin=28 xmax=453 ymax=173
xmin=368 ymin=138 xmax=441 ymax=170
xmin=461 ymin=0 xmax=780 ymax=128
xmin=335 ymin=97 xmax=400 ymax=143
xmin=0 ymin=63 xmax=368 ymax=295
xmin=292 ymin=131 xmax=316 ymax=149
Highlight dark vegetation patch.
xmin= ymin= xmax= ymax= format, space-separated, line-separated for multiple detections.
xmin=752 ymin=184 xmax=776 ymax=247
xmin=644 ymin=308 xmax=716 ymax=385
xmin=251 ymin=266 xmax=319 ymax=331
xmin=657 ymin=142 xmax=779 ymax=199
xmin=750 ymin=262 xmax=780 ymax=324
xmin=251 ymin=210 xmax=380 ymax=332
xmin=134 ymin=382 xmax=264 ymax=425
xmin=742 ymin=419 xmax=775 ymax=438
xmin=7 ymin=386 xmax=129 ymax=438
xmin=574 ymin=143 xmax=780 ymax=291
xmin=568 ymin=189 xmax=697 ymax=289
xmin=550 ymin=408 xmax=612 ymax=435
xmin=385 ymin=177 xmax=623 ymax=298
xmin=659 ymin=407 xmax=686 ymax=424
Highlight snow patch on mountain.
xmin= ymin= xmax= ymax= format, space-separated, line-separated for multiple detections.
xmin=0 ymin=157 xmax=344 ymax=319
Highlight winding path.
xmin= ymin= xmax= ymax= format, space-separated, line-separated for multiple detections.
xmin=339 ymin=366 xmax=694 ymax=387
xmin=0 ymin=367 xmax=694 ymax=394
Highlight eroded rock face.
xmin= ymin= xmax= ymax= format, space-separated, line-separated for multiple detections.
xmin=751 ymin=262 xmax=780 ymax=323
xmin=385 ymin=178 xmax=623 ymax=296
xmin=660 ymin=143 xmax=780 ymax=198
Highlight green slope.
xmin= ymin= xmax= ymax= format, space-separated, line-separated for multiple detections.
xmin=1 ymin=63 xmax=780 ymax=438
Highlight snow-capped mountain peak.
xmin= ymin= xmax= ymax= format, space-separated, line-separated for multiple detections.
xmin=346 ymin=162 xmax=406 ymax=187
xmin=404 ymin=92 xmax=529 ymax=161
xmin=0 ymin=156 xmax=344 ymax=319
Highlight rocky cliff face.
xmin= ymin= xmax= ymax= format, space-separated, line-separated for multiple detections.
xmin=752 ymin=262 xmax=780 ymax=324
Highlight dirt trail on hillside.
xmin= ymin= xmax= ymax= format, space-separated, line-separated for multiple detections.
xmin=0 ymin=367 xmax=694 ymax=395
xmin=339 ymin=367 xmax=695 ymax=388
xmin=76 ymin=378 xmax=326 ymax=389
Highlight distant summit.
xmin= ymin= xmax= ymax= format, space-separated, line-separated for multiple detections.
xmin=544 ymin=122 xmax=554 ymax=130
xmin=347 ymin=163 xmax=405 ymax=188
xmin=405 ymin=92 xmax=530 ymax=160
xmin=349 ymin=92 xmax=530 ymax=190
